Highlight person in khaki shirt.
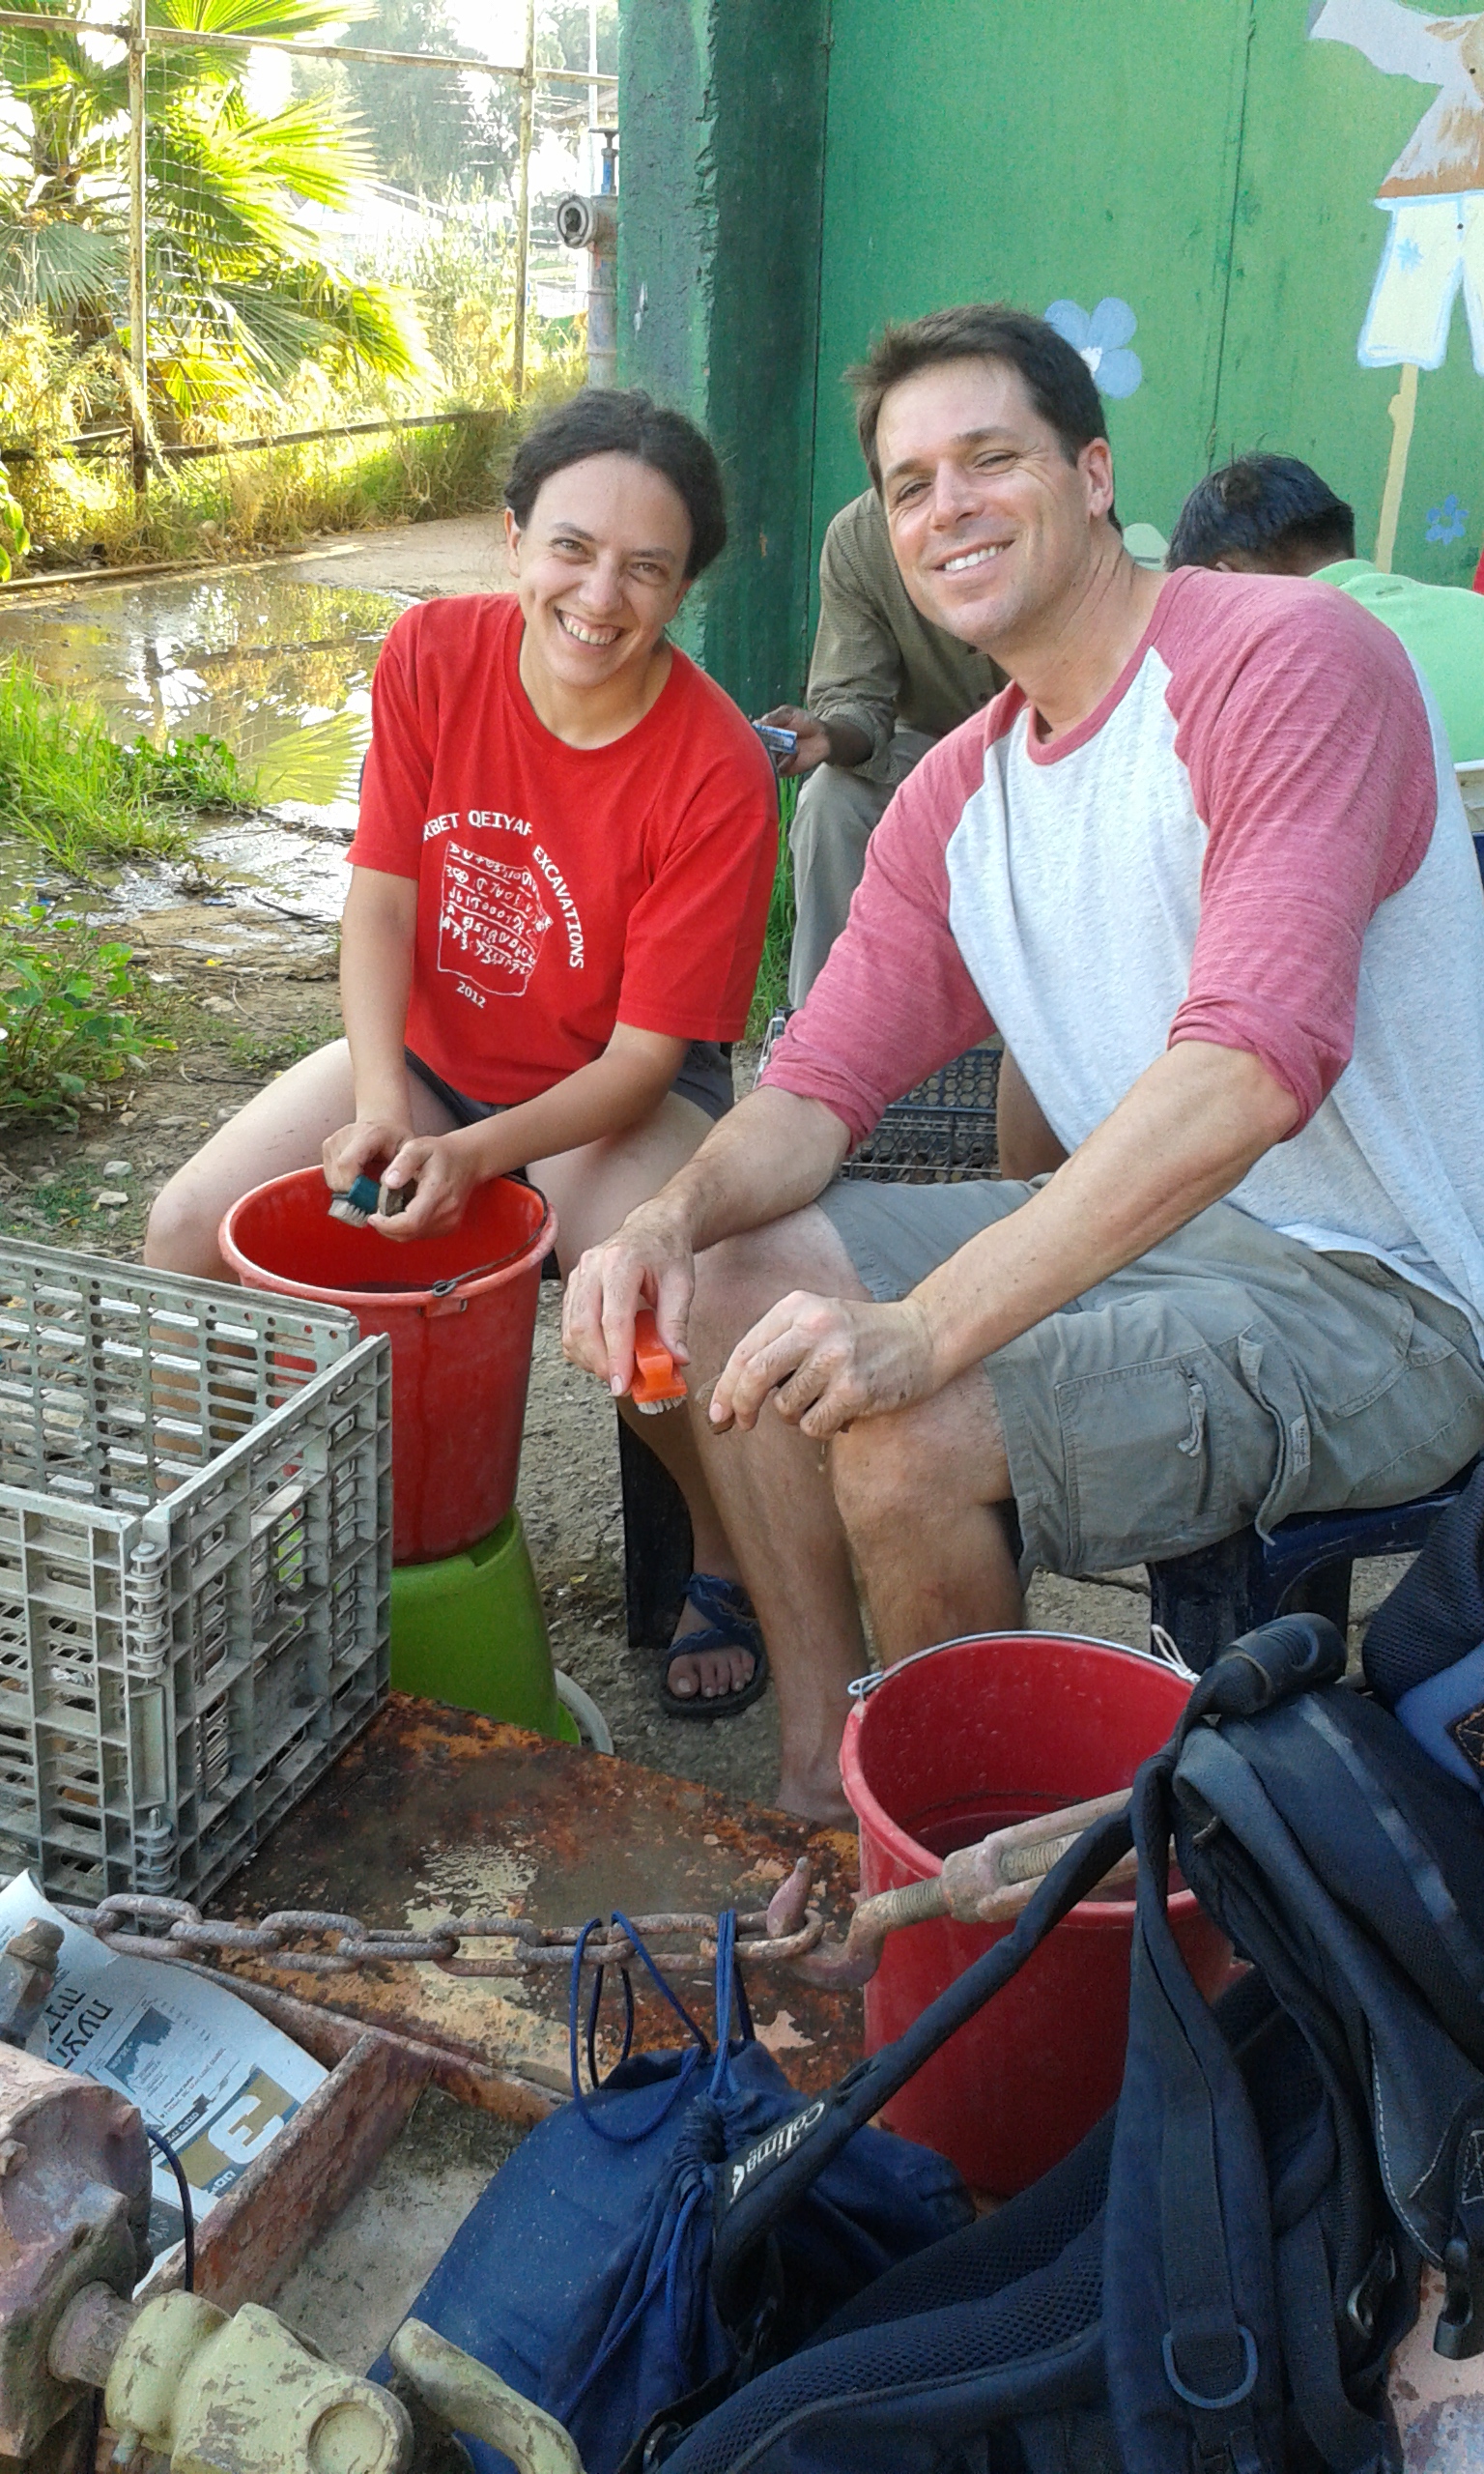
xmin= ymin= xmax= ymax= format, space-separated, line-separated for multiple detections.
xmin=762 ymin=487 xmax=1002 ymax=1003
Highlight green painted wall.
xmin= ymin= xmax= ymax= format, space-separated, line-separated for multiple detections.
xmin=812 ymin=0 xmax=1256 ymax=578
xmin=813 ymin=0 xmax=1484 ymax=610
xmin=1213 ymin=4 xmax=1479 ymax=584
xmin=618 ymin=0 xmax=1483 ymax=707
xmin=617 ymin=0 xmax=830 ymax=713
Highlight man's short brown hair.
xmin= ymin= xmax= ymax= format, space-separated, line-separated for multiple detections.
xmin=848 ymin=303 xmax=1108 ymax=491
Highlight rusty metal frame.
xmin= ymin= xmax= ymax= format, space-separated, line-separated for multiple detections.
xmin=135 ymin=1975 xmax=560 ymax=2314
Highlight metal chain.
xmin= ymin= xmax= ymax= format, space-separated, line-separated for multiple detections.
xmin=54 ymin=1874 xmax=825 ymax=1979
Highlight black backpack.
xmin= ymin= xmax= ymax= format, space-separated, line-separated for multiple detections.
xmin=629 ymin=1612 xmax=1484 ymax=2474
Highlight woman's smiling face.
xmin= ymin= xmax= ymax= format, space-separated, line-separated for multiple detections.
xmin=506 ymin=451 xmax=694 ymax=698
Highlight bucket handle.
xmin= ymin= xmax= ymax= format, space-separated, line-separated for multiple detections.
xmin=416 ymin=1236 xmax=544 ymax=1316
xmin=848 ymin=1625 xmax=1197 ymax=1702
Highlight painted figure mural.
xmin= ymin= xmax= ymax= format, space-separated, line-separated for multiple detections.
xmin=1310 ymin=0 xmax=1484 ymax=561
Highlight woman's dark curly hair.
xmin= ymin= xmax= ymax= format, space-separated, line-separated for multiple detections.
xmin=503 ymin=388 xmax=727 ymax=578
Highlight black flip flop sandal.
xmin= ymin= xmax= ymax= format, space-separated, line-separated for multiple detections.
xmin=659 ymin=1572 xmax=770 ymax=1722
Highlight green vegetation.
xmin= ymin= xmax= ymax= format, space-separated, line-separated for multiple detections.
xmin=225 ymin=1017 xmax=336 ymax=1075
xmin=0 ymin=0 xmax=585 ymax=572
xmin=8 ymin=391 xmax=537 ymax=568
xmin=307 ymin=0 xmax=519 ymax=205
xmin=0 ymin=905 xmax=167 ymax=1123
xmin=0 ymin=478 xmax=26 ymax=579
xmin=0 ymin=661 xmax=251 ymax=870
xmin=0 ymin=0 xmax=428 ymax=424
xmin=747 ymin=777 xmax=797 ymax=1040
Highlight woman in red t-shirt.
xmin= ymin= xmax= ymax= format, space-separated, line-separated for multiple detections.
xmin=146 ymin=389 xmax=779 ymax=1719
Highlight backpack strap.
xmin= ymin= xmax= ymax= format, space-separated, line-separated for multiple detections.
xmin=708 ymin=1799 xmax=1133 ymax=2327
xmin=1107 ymin=1753 xmax=1281 ymax=2474
xmin=1273 ymin=2208 xmax=1399 ymax=2471
xmin=1176 ymin=1614 xmax=1348 ymax=1745
xmin=568 ymin=1910 xmax=711 ymax=2143
xmin=1439 ymin=2119 xmax=1484 ymax=2358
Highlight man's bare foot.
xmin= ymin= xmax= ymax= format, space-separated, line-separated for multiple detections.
xmin=779 ymin=1784 xmax=854 ymax=1827
xmin=664 ymin=1573 xmax=761 ymax=1706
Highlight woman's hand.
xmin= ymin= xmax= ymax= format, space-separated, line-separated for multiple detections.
xmin=562 ymin=1202 xmax=696 ymax=1395
xmin=709 ymin=1291 xmax=938 ymax=1440
xmin=323 ymin=1116 xmax=413 ymax=1194
xmin=368 ymin=1133 xmax=483 ymax=1241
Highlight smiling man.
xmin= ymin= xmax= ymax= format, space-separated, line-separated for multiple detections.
xmin=562 ymin=304 xmax=1484 ymax=1820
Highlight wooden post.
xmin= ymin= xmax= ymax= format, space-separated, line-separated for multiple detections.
xmin=126 ymin=0 xmax=147 ymax=498
xmin=512 ymin=0 xmax=535 ymax=395
xmin=1374 ymin=360 xmax=1418 ymax=574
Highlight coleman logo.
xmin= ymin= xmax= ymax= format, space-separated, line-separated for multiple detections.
xmin=728 ymin=2101 xmax=826 ymax=2199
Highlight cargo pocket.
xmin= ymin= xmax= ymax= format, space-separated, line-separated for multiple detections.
xmin=1237 ymin=1332 xmax=1313 ymax=1539
xmin=1061 ymin=1350 xmax=1247 ymax=1570
xmin=1319 ymin=1256 xmax=1442 ymax=1403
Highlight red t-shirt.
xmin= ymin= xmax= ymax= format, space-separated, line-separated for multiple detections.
xmin=349 ymin=594 xmax=778 ymax=1104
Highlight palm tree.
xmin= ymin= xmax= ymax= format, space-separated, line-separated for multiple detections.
xmin=0 ymin=0 xmax=432 ymax=425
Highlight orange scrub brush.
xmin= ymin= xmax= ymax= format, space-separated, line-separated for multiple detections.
xmin=630 ymin=1309 xmax=687 ymax=1414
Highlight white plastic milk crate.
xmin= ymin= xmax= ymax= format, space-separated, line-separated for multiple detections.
xmin=0 ymin=1239 xmax=391 ymax=1905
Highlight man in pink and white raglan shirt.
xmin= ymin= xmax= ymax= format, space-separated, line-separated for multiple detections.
xmin=563 ymin=304 xmax=1484 ymax=1823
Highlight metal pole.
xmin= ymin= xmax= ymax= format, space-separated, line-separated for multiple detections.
xmin=126 ymin=0 xmax=147 ymax=497
xmin=586 ymin=0 xmax=598 ymax=194
xmin=102 ymin=19 xmax=612 ymax=81
xmin=512 ymin=0 xmax=535 ymax=394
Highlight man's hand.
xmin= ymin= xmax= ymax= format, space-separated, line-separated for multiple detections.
xmin=758 ymin=705 xmax=856 ymax=779
xmin=366 ymin=1133 xmax=482 ymax=1241
xmin=711 ymin=1291 xmax=937 ymax=1441
xmin=562 ymin=1204 xmax=697 ymax=1396
xmin=323 ymin=1116 xmax=414 ymax=1194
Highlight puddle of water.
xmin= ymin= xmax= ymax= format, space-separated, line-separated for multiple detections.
xmin=0 ymin=570 xmax=412 ymax=923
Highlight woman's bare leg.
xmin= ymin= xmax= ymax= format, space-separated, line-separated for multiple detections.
xmin=530 ymin=1091 xmax=754 ymax=1705
xmin=143 ymin=1039 xmax=457 ymax=1280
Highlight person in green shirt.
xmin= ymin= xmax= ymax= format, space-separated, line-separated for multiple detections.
xmin=1167 ymin=453 xmax=1484 ymax=767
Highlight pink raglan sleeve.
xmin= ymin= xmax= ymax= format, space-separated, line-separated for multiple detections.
xmin=758 ymin=714 xmax=998 ymax=1145
xmin=1165 ymin=575 xmax=1438 ymax=1129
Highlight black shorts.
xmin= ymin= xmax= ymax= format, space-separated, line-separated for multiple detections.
xmin=405 ymin=1040 xmax=734 ymax=1134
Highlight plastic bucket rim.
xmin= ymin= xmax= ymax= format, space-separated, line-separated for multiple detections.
xmin=848 ymin=1625 xmax=1197 ymax=1702
xmin=219 ymin=1165 xmax=558 ymax=1311
xmin=840 ymin=1627 xmax=1198 ymax=1922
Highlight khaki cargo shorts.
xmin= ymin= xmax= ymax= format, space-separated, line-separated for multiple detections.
xmin=816 ymin=1178 xmax=1484 ymax=1580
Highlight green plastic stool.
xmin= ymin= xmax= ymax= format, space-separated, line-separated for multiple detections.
xmin=389 ymin=1510 xmax=579 ymax=1742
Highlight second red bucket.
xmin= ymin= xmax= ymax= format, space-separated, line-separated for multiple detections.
xmin=221 ymin=1168 xmax=556 ymax=1565
xmin=841 ymin=1631 xmax=1232 ymax=2197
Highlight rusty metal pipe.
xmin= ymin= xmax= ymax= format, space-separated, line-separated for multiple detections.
xmin=792 ymin=1790 xmax=1136 ymax=1988
xmin=940 ymin=1792 xmax=1136 ymax=1919
xmin=48 ymin=2285 xmax=140 ymax=2391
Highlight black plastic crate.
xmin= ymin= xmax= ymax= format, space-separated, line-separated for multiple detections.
xmin=842 ymin=1042 xmax=1001 ymax=1185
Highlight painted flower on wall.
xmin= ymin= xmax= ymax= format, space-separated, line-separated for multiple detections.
xmin=1426 ymin=493 xmax=1470 ymax=545
xmin=1043 ymin=297 xmax=1144 ymax=398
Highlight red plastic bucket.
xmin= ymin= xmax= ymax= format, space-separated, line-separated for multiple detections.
xmin=221 ymin=1168 xmax=556 ymax=1565
xmin=841 ymin=1631 xmax=1232 ymax=2196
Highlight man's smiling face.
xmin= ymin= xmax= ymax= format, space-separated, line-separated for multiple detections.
xmin=876 ymin=357 xmax=1115 ymax=652
xmin=506 ymin=450 xmax=692 ymax=696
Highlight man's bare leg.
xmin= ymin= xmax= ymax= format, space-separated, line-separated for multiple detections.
xmin=687 ymin=1217 xmax=1030 ymax=1815
xmin=685 ymin=1206 xmax=875 ymax=1820
xmin=830 ymin=1368 xmax=1024 ymax=1656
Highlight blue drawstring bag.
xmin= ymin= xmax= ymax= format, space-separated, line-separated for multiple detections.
xmin=376 ymin=1910 xmax=971 ymax=2474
